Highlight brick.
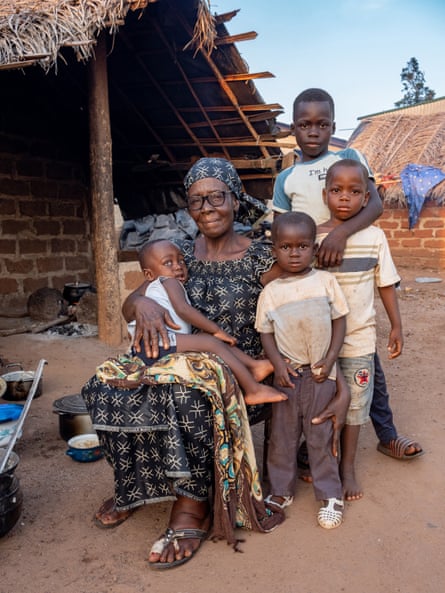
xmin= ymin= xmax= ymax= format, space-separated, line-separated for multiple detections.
xmin=424 ymin=239 xmax=445 ymax=249
xmin=62 ymin=220 xmax=86 ymax=235
xmin=51 ymin=238 xmax=75 ymax=253
xmin=4 ymin=258 xmax=35 ymax=274
xmin=0 ymin=277 xmax=19 ymax=294
xmin=0 ymin=178 xmax=29 ymax=196
xmin=46 ymin=162 xmax=73 ymax=180
xmin=37 ymin=257 xmax=64 ymax=273
xmin=0 ymin=239 xmax=16 ymax=254
xmin=400 ymin=238 xmax=421 ymax=248
xmin=19 ymin=239 xmax=48 ymax=254
xmin=2 ymin=219 xmax=32 ymax=234
xmin=23 ymin=278 xmax=49 ymax=294
xmin=19 ymin=200 xmax=49 ymax=217
xmin=64 ymin=255 xmax=90 ymax=270
xmin=376 ymin=220 xmax=400 ymax=230
xmin=16 ymin=159 xmax=44 ymax=178
xmin=0 ymin=198 xmax=16 ymax=215
xmin=0 ymin=158 xmax=14 ymax=175
xmin=49 ymin=202 xmax=76 ymax=217
xmin=61 ymin=183 xmax=87 ymax=200
xmin=33 ymin=220 xmax=61 ymax=236
xmin=30 ymin=180 xmax=59 ymax=199
xmin=422 ymin=218 xmax=444 ymax=229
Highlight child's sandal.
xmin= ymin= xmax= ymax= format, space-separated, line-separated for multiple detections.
xmin=317 ymin=498 xmax=344 ymax=529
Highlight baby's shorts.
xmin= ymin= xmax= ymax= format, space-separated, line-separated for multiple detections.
xmin=131 ymin=342 xmax=177 ymax=366
xmin=338 ymin=353 xmax=375 ymax=426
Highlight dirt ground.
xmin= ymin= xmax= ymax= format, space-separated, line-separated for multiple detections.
xmin=1 ymin=264 xmax=444 ymax=593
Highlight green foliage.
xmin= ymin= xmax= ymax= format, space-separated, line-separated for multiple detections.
xmin=394 ymin=57 xmax=436 ymax=108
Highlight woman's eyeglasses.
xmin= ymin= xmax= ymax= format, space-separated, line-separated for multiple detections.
xmin=187 ymin=190 xmax=232 ymax=211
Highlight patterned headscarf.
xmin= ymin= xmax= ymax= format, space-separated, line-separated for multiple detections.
xmin=183 ymin=157 xmax=269 ymax=227
xmin=184 ymin=157 xmax=243 ymax=198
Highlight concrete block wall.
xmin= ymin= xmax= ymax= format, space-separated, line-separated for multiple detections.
xmin=0 ymin=137 xmax=92 ymax=314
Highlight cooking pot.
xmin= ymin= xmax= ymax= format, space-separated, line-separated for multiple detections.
xmin=52 ymin=394 xmax=93 ymax=441
xmin=0 ymin=452 xmax=23 ymax=538
xmin=62 ymin=282 xmax=92 ymax=305
xmin=1 ymin=364 xmax=43 ymax=402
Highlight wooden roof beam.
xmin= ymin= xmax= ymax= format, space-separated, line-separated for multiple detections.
xmin=170 ymin=2 xmax=272 ymax=159
xmin=214 ymin=10 xmax=240 ymax=24
xmin=214 ymin=31 xmax=258 ymax=45
xmin=118 ymin=30 xmax=209 ymax=159
xmin=178 ymin=103 xmax=284 ymax=113
xmin=152 ymin=17 xmax=231 ymax=160
xmin=159 ymin=110 xmax=283 ymax=129
xmin=163 ymin=72 xmax=275 ymax=85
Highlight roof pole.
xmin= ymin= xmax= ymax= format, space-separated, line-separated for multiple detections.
xmin=88 ymin=31 xmax=122 ymax=346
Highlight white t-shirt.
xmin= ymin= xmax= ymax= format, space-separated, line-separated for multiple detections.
xmin=255 ymin=269 xmax=349 ymax=379
xmin=317 ymin=227 xmax=400 ymax=357
xmin=127 ymin=277 xmax=191 ymax=346
xmin=272 ymin=148 xmax=372 ymax=224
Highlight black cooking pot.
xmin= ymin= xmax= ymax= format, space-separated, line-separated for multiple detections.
xmin=52 ymin=394 xmax=93 ymax=441
xmin=0 ymin=452 xmax=23 ymax=538
xmin=62 ymin=282 xmax=92 ymax=305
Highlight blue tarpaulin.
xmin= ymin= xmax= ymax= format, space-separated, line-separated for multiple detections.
xmin=400 ymin=164 xmax=445 ymax=229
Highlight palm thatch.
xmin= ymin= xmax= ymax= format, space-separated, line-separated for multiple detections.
xmin=0 ymin=0 xmax=149 ymax=70
xmin=348 ymin=110 xmax=445 ymax=206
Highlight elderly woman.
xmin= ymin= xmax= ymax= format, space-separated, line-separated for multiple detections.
xmin=82 ymin=158 xmax=346 ymax=569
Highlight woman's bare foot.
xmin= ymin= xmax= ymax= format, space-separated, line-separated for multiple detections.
xmin=341 ymin=468 xmax=363 ymax=501
xmin=94 ymin=497 xmax=133 ymax=528
xmin=248 ymin=358 xmax=274 ymax=382
xmin=244 ymin=383 xmax=287 ymax=405
xmin=148 ymin=497 xmax=210 ymax=567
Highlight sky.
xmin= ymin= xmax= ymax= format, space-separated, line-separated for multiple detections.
xmin=221 ymin=0 xmax=445 ymax=139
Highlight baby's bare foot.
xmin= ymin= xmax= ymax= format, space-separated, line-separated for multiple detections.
xmin=249 ymin=358 xmax=274 ymax=382
xmin=244 ymin=384 xmax=287 ymax=405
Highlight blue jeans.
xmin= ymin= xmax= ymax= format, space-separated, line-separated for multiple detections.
xmin=369 ymin=352 xmax=397 ymax=444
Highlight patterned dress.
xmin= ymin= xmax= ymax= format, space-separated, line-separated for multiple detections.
xmin=81 ymin=240 xmax=276 ymax=541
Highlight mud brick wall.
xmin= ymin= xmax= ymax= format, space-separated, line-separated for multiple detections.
xmin=375 ymin=204 xmax=445 ymax=270
xmin=0 ymin=134 xmax=92 ymax=314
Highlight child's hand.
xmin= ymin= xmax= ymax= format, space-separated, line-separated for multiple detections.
xmin=311 ymin=359 xmax=331 ymax=382
xmin=387 ymin=327 xmax=403 ymax=359
xmin=274 ymin=360 xmax=298 ymax=388
xmin=213 ymin=329 xmax=237 ymax=346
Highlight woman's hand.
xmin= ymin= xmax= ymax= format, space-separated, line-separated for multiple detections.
xmin=311 ymin=370 xmax=350 ymax=457
xmin=131 ymin=295 xmax=181 ymax=359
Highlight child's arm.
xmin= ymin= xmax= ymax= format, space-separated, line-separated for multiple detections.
xmin=311 ymin=315 xmax=346 ymax=382
xmin=260 ymin=333 xmax=297 ymax=388
xmin=378 ymin=284 xmax=403 ymax=359
xmin=162 ymin=278 xmax=237 ymax=346
xmin=318 ymin=180 xmax=383 ymax=267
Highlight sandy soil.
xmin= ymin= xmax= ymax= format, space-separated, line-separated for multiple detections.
xmin=1 ymin=265 xmax=444 ymax=593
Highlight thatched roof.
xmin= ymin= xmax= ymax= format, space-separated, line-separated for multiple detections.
xmin=348 ymin=102 xmax=445 ymax=206
xmin=0 ymin=1 xmax=150 ymax=70
xmin=0 ymin=0 xmax=285 ymax=218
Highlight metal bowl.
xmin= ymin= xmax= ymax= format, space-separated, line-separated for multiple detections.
xmin=66 ymin=434 xmax=103 ymax=463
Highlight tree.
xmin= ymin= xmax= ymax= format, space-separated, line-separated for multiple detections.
xmin=394 ymin=57 xmax=436 ymax=108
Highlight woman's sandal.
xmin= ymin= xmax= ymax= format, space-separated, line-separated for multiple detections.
xmin=148 ymin=527 xmax=208 ymax=570
xmin=317 ymin=498 xmax=344 ymax=529
xmin=264 ymin=494 xmax=294 ymax=511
